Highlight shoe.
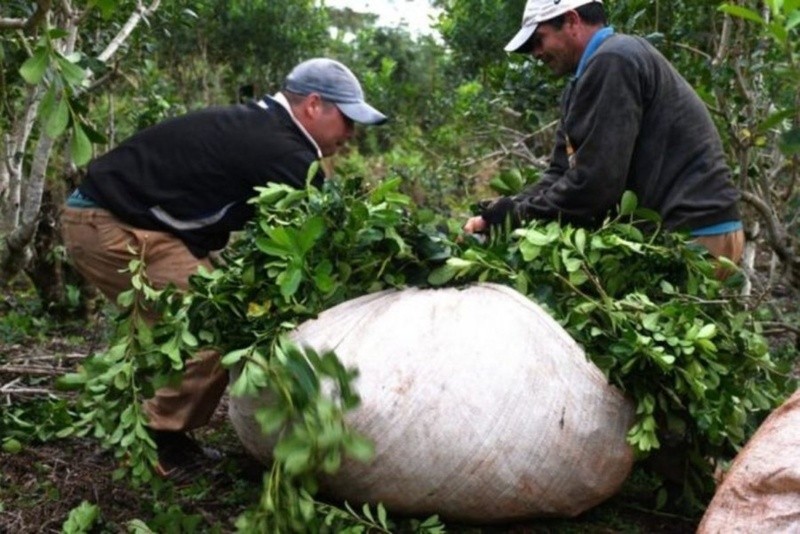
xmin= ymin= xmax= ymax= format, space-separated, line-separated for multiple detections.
xmin=150 ymin=430 xmax=223 ymax=484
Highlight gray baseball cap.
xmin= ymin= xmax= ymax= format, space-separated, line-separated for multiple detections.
xmin=283 ymin=58 xmax=388 ymax=125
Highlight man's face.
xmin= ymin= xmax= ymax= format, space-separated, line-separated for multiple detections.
xmin=529 ymin=22 xmax=582 ymax=77
xmin=311 ymin=102 xmax=355 ymax=157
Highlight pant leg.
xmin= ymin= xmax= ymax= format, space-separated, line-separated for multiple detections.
xmin=61 ymin=206 xmax=151 ymax=312
xmin=61 ymin=206 xmax=228 ymax=431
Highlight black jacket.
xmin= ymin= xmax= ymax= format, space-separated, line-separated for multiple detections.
xmin=80 ymin=96 xmax=324 ymax=257
xmin=485 ymin=34 xmax=739 ymax=231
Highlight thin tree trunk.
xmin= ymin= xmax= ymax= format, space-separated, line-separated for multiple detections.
xmin=0 ymin=0 xmax=161 ymax=292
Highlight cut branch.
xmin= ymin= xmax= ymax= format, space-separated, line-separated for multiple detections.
xmin=0 ymin=0 xmax=52 ymax=31
xmin=741 ymin=190 xmax=800 ymax=285
xmin=0 ymin=365 xmax=65 ymax=376
xmin=97 ymin=0 xmax=162 ymax=63
xmin=712 ymin=13 xmax=732 ymax=68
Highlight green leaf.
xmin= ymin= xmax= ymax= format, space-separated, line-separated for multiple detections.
xmin=255 ymin=236 xmax=290 ymax=257
xmin=282 ymin=445 xmax=312 ymax=474
xmin=277 ymin=265 xmax=303 ymax=299
xmin=779 ymin=127 xmax=800 ymax=156
xmin=93 ymin=0 xmax=119 ymax=18
xmin=56 ymin=54 xmax=86 ymax=86
xmin=44 ymin=95 xmax=70 ymax=138
xmin=523 ymin=228 xmax=552 ymax=246
xmin=427 ymin=264 xmax=457 ymax=285
xmin=220 ymin=347 xmax=250 ymax=367
xmin=62 ymin=501 xmax=101 ymax=533
xmin=321 ymin=450 xmax=342 ymax=474
xmin=255 ymin=406 xmax=287 ymax=434
xmin=696 ymin=323 xmax=717 ymax=339
xmin=519 ymin=239 xmax=542 ymax=261
xmin=70 ymin=123 xmax=93 ymax=165
xmin=181 ymin=329 xmax=198 ymax=347
xmin=297 ymin=215 xmax=326 ymax=254
xmin=55 ymin=372 xmax=87 ymax=390
xmin=561 ymin=250 xmax=582 ymax=272
xmin=39 ymin=85 xmax=57 ymax=123
xmin=2 ymin=438 xmax=22 ymax=454
xmin=767 ymin=19 xmax=788 ymax=44
xmin=312 ymin=260 xmax=335 ymax=293
xmin=48 ymin=28 xmax=70 ymax=39
xmin=718 ymin=5 xmax=766 ymax=25
xmin=117 ymin=289 xmax=135 ymax=308
xmin=787 ymin=10 xmax=800 ymax=30
xmin=343 ymin=434 xmax=374 ymax=462
xmin=19 ymin=47 xmax=50 ymax=85
xmin=619 ymin=190 xmax=638 ymax=215
xmin=574 ymin=228 xmax=586 ymax=254
xmin=362 ymin=503 xmax=375 ymax=522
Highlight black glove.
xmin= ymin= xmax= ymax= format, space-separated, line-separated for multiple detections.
xmin=478 ymin=197 xmax=520 ymax=228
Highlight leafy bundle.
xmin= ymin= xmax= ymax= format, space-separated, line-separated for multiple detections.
xmin=431 ymin=195 xmax=794 ymax=498
xmin=67 ymin=174 xmax=793 ymax=529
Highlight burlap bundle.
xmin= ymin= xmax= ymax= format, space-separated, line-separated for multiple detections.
xmin=230 ymin=283 xmax=635 ymax=522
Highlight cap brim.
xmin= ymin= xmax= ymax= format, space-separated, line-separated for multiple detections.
xmin=504 ymin=24 xmax=537 ymax=53
xmin=336 ymin=101 xmax=388 ymax=125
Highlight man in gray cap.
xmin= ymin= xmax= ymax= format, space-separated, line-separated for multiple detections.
xmin=61 ymin=58 xmax=386 ymax=480
xmin=464 ymin=0 xmax=744 ymax=275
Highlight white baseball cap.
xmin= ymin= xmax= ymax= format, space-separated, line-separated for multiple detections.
xmin=505 ymin=0 xmax=603 ymax=53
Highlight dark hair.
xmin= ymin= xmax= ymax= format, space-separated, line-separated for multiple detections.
xmin=282 ymin=90 xmax=338 ymax=111
xmin=543 ymin=3 xmax=607 ymax=30
xmin=282 ymin=90 xmax=307 ymax=106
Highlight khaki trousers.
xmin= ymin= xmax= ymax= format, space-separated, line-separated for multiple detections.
xmin=694 ymin=229 xmax=745 ymax=280
xmin=61 ymin=206 xmax=227 ymax=432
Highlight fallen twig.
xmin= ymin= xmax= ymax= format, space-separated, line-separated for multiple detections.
xmin=0 ymin=365 xmax=67 ymax=375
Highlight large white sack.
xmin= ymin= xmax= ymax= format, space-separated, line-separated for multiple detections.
xmin=698 ymin=389 xmax=800 ymax=533
xmin=229 ymin=283 xmax=635 ymax=522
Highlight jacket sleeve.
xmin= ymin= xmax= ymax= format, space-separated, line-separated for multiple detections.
xmin=479 ymin=118 xmax=569 ymax=227
xmin=511 ymin=52 xmax=644 ymax=227
xmin=266 ymin=149 xmax=325 ymax=190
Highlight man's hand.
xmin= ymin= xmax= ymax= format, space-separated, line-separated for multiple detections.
xmin=463 ymin=216 xmax=488 ymax=234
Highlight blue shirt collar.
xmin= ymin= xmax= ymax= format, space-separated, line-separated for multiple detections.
xmin=575 ymin=26 xmax=615 ymax=79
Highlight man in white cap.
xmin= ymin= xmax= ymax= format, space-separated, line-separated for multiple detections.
xmin=464 ymin=1 xmax=744 ymax=273
xmin=61 ymin=58 xmax=386 ymax=481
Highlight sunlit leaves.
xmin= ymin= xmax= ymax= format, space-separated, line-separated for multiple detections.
xmin=718 ymin=5 xmax=765 ymax=26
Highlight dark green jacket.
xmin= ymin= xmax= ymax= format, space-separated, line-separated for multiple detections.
xmin=486 ymin=34 xmax=739 ymax=231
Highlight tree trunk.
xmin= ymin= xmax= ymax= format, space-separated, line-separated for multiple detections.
xmin=22 ymin=172 xmax=96 ymax=320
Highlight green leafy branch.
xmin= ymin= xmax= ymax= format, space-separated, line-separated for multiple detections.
xmin=226 ymin=338 xmax=376 ymax=532
xmin=62 ymin=175 xmax=795 ymax=522
xmin=57 ymin=247 xmax=194 ymax=484
xmin=427 ymin=193 xmax=793 ymax=493
xmin=18 ymin=27 xmax=103 ymax=164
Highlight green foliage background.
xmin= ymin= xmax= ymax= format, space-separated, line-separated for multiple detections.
xmin=2 ymin=0 xmax=800 ymax=531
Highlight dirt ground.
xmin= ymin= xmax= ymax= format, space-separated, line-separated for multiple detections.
xmin=0 ymin=327 xmax=703 ymax=533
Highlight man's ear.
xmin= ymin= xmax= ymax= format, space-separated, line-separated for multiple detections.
xmin=564 ymin=9 xmax=581 ymax=28
xmin=302 ymin=93 xmax=324 ymax=119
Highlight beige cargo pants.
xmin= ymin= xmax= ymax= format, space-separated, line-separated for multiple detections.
xmin=61 ymin=206 xmax=227 ymax=432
